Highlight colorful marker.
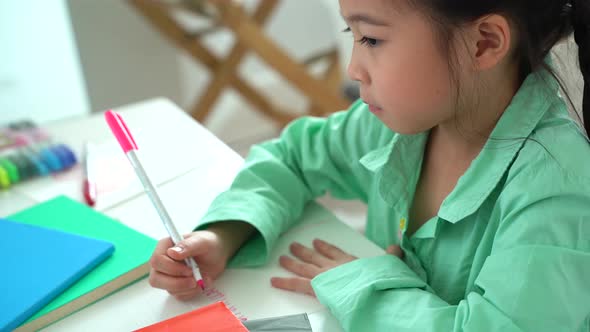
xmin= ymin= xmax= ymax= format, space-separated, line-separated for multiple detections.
xmin=7 ymin=153 xmax=35 ymax=180
xmin=38 ymin=146 xmax=63 ymax=172
xmin=49 ymin=144 xmax=77 ymax=169
xmin=0 ymin=165 xmax=10 ymax=189
xmin=105 ymin=110 xmax=205 ymax=290
xmin=82 ymin=142 xmax=97 ymax=207
xmin=21 ymin=150 xmax=49 ymax=176
xmin=0 ymin=158 xmax=19 ymax=183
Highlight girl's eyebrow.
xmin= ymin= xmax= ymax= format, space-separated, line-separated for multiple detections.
xmin=341 ymin=12 xmax=390 ymax=27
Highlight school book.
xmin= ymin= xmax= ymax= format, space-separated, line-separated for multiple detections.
xmin=134 ymin=302 xmax=248 ymax=332
xmin=7 ymin=195 xmax=158 ymax=332
xmin=0 ymin=219 xmax=114 ymax=332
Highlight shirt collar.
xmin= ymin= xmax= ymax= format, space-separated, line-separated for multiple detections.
xmin=360 ymin=131 xmax=428 ymax=213
xmin=439 ymin=71 xmax=560 ymax=222
xmin=360 ymin=70 xmax=561 ymax=222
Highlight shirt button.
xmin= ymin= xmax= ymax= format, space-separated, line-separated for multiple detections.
xmin=399 ymin=218 xmax=407 ymax=230
xmin=397 ymin=218 xmax=406 ymax=242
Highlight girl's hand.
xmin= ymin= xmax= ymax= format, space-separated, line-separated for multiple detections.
xmin=148 ymin=230 xmax=230 ymax=300
xmin=271 ymin=241 xmax=405 ymax=296
xmin=271 ymin=239 xmax=357 ymax=296
xmin=148 ymin=220 xmax=255 ymax=301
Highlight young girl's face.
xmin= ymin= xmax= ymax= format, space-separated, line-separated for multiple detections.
xmin=340 ymin=0 xmax=461 ymax=134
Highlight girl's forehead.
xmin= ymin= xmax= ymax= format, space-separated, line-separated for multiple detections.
xmin=340 ymin=0 xmax=410 ymax=21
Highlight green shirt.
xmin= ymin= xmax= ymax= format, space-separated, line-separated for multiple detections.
xmin=198 ymin=71 xmax=590 ymax=331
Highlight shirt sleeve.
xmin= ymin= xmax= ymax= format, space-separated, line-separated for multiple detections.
xmin=311 ymin=166 xmax=590 ymax=332
xmin=196 ymin=100 xmax=390 ymax=267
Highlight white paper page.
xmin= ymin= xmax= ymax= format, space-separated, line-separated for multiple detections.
xmin=210 ymin=203 xmax=384 ymax=321
xmin=105 ymin=152 xmax=243 ymax=239
xmin=307 ymin=310 xmax=344 ymax=332
xmin=0 ymin=190 xmax=37 ymax=217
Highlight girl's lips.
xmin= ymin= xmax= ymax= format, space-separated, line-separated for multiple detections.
xmin=368 ymin=104 xmax=383 ymax=113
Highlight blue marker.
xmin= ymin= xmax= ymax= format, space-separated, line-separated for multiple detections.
xmin=50 ymin=144 xmax=77 ymax=169
xmin=38 ymin=147 xmax=63 ymax=172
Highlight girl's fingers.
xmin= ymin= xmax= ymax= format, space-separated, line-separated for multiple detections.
xmin=153 ymin=237 xmax=175 ymax=256
xmin=169 ymin=287 xmax=202 ymax=301
xmin=167 ymin=233 xmax=210 ymax=261
xmin=386 ymin=245 xmax=404 ymax=258
xmin=149 ymin=253 xmax=195 ymax=277
xmin=312 ymin=239 xmax=356 ymax=262
xmin=148 ymin=269 xmax=199 ymax=292
xmin=289 ymin=242 xmax=332 ymax=267
xmin=270 ymin=276 xmax=316 ymax=297
xmin=279 ymin=255 xmax=322 ymax=279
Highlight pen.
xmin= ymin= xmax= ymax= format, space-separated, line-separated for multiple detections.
xmin=104 ymin=110 xmax=205 ymax=290
xmin=83 ymin=142 xmax=97 ymax=207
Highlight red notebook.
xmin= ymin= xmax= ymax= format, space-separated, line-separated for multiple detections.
xmin=134 ymin=302 xmax=248 ymax=332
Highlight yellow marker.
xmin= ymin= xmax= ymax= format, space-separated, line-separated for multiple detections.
xmin=399 ymin=218 xmax=407 ymax=231
xmin=0 ymin=166 xmax=10 ymax=189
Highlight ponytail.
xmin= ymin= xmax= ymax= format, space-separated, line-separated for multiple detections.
xmin=572 ymin=0 xmax=590 ymax=135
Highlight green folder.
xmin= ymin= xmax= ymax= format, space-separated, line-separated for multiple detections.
xmin=8 ymin=195 xmax=157 ymax=331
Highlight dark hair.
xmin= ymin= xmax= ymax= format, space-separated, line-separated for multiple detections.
xmin=409 ymin=0 xmax=590 ymax=135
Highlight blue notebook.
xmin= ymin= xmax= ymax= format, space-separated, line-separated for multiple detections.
xmin=0 ymin=218 xmax=114 ymax=332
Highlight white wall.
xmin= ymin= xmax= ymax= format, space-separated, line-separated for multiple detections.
xmin=0 ymin=0 xmax=90 ymax=125
xmin=554 ymin=39 xmax=584 ymax=118
xmin=67 ymin=0 xmax=183 ymax=113
xmin=67 ymin=0 xmax=338 ymax=113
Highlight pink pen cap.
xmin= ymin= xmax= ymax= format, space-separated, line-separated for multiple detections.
xmin=104 ymin=110 xmax=138 ymax=153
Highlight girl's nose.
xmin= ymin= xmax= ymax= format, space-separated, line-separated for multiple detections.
xmin=347 ymin=49 xmax=369 ymax=85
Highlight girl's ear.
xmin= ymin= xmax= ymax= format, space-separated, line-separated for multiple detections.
xmin=467 ymin=14 xmax=513 ymax=71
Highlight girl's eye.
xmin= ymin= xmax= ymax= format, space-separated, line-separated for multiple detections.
xmin=357 ymin=37 xmax=380 ymax=47
xmin=342 ymin=27 xmax=380 ymax=48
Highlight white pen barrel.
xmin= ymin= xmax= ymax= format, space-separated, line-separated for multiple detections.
xmin=83 ymin=142 xmax=94 ymax=179
xmin=126 ymin=150 xmax=183 ymax=244
xmin=126 ymin=150 xmax=202 ymax=283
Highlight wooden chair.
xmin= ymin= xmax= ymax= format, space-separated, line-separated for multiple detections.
xmin=128 ymin=0 xmax=350 ymax=127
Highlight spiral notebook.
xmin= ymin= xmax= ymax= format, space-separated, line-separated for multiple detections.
xmin=134 ymin=302 xmax=248 ymax=332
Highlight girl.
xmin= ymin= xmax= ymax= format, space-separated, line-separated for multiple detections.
xmin=149 ymin=0 xmax=590 ymax=330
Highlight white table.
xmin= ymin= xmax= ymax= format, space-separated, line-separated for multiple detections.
xmin=4 ymin=98 xmax=381 ymax=331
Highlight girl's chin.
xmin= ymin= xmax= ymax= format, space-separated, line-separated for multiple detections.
xmin=382 ymin=119 xmax=429 ymax=135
